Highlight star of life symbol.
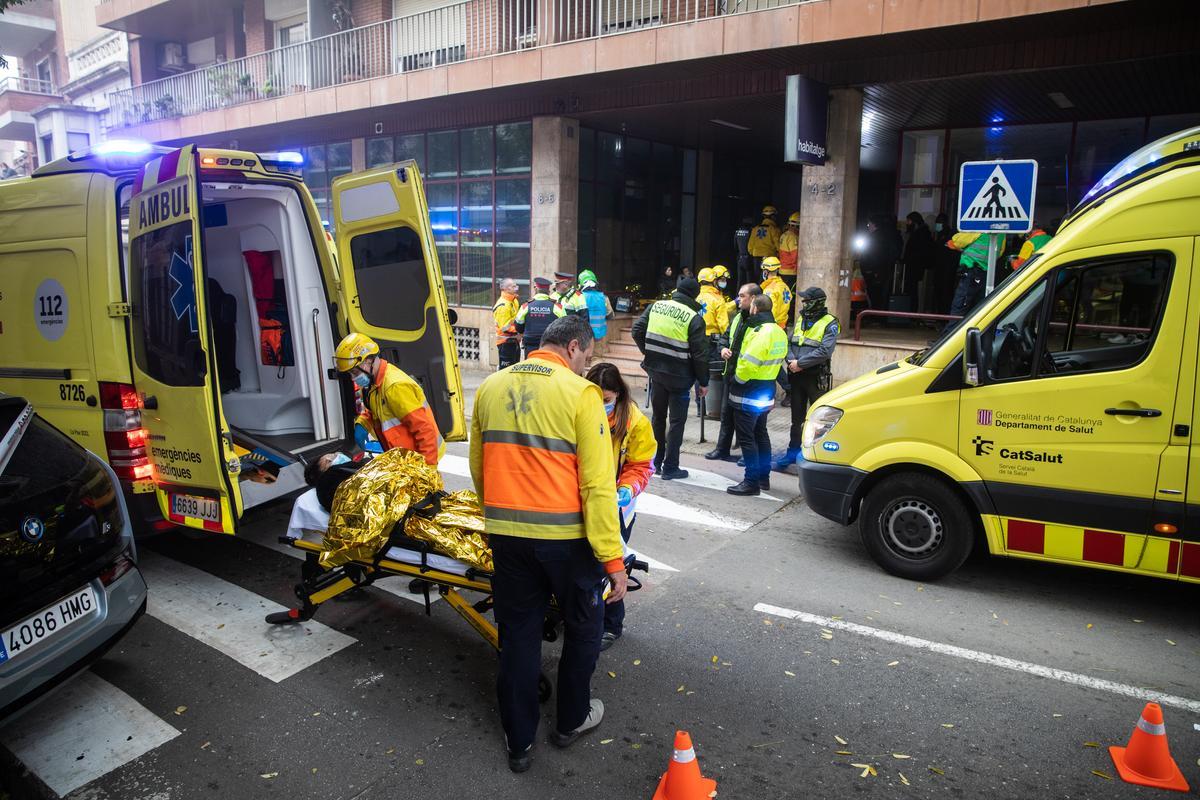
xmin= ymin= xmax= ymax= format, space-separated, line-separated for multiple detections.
xmin=506 ymin=385 xmax=533 ymax=416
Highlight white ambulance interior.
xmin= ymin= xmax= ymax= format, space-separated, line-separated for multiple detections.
xmin=199 ymin=182 xmax=346 ymax=503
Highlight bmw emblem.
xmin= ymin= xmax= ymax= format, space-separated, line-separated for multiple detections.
xmin=20 ymin=516 xmax=45 ymax=543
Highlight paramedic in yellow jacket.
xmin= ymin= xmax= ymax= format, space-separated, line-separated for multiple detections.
xmin=747 ymin=205 xmax=780 ymax=266
xmin=335 ymin=333 xmax=444 ymax=466
xmin=469 ymin=314 xmax=625 ymax=773
xmin=760 ymin=256 xmax=793 ymax=329
xmin=492 ymin=277 xmax=521 ymax=370
xmin=586 ymin=361 xmax=657 ymax=652
xmin=697 ymin=268 xmax=730 ymax=337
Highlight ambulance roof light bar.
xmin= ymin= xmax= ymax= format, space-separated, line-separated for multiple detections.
xmin=66 ymin=139 xmax=170 ymax=163
xmin=260 ymin=150 xmax=305 ymax=173
xmin=1081 ymin=125 xmax=1200 ymax=204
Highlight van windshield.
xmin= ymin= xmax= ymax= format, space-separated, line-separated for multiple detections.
xmin=908 ymin=259 xmax=1036 ymax=367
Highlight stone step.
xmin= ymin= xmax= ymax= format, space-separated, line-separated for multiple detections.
xmin=600 ymin=341 xmax=644 ymax=361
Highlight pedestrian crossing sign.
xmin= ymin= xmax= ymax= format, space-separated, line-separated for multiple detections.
xmin=957 ymin=159 xmax=1038 ymax=233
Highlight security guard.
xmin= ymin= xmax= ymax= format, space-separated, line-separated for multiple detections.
xmin=578 ymin=269 xmax=614 ymax=341
xmin=515 ymin=276 xmax=566 ymax=356
xmin=704 ymin=282 xmax=763 ymax=463
xmin=334 ymin=332 xmax=444 ymax=465
xmin=697 ymin=268 xmax=730 ymax=337
xmin=778 ymin=211 xmax=801 ymax=291
xmin=775 ymin=286 xmax=838 ymax=471
xmin=760 ymin=256 xmax=793 ymax=329
xmin=492 ymin=277 xmax=522 ymax=370
xmin=726 ymin=295 xmax=788 ymax=496
xmin=552 ymin=270 xmax=589 ymax=317
xmin=631 ymin=276 xmax=709 ymax=480
xmin=469 ymin=315 xmax=625 ymax=773
xmin=747 ymin=205 xmax=781 ymax=267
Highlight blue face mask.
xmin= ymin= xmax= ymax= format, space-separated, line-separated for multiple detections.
xmin=604 ymin=401 xmax=616 ymax=416
xmin=352 ymin=372 xmax=370 ymax=389
xmin=330 ymin=453 xmax=351 ymax=467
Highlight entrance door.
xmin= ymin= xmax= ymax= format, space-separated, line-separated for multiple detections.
xmin=331 ymin=162 xmax=466 ymax=441
xmin=959 ymin=238 xmax=1191 ymax=573
xmin=127 ymin=145 xmax=241 ymax=533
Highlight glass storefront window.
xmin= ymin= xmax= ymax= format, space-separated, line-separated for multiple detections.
xmin=301 ymin=141 xmax=351 ymax=227
xmin=900 ymin=130 xmax=944 ymax=186
xmin=1072 ymin=118 xmax=1145 ymax=206
xmin=461 ymin=127 xmax=494 ymax=176
xmin=427 ymin=182 xmax=459 ymax=304
xmin=1147 ymin=114 xmax=1200 ymax=141
xmin=366 ymin=136 xmax=393 ymax=168
xmin=427 ymin=130 xmax=458 ymax=178
xmin=397 ymin=133 xmax=425 ymax=166
xmin=897 ymin=187 xmax=942 ymax=224
xmin=496 ymin=122 xmax=532 ymax=174
xmin=458 ymin=180 xmax=494 ymax=308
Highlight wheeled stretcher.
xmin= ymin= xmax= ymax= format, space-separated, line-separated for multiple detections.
xmin=266 ymin=488 xmax=647 ymax=701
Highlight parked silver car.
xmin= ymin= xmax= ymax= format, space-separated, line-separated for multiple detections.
xmin=0 ymin=396 xmax=148 ymax=719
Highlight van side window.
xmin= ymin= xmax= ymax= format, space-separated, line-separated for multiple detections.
xmin=1043 ymin=255 xmax=1170 ymax=375
xmin=349 ymin=227 xmax=429 ymax=330
xmin=987 ymin=279 xmax=1048 ymax=380
xmin=129 ymin=221 xmax=206 ymax=386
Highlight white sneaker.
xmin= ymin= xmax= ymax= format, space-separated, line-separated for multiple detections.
xmin=550 ymin=698 xmax=604 ymax=748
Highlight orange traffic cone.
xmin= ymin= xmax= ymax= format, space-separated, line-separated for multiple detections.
xmin=1109 ymin=702 xmax=1189 ymax=792
xmin=652 ymin=730 xmax=718 ymax=799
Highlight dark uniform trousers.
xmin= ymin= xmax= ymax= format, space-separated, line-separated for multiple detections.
xmin=649 ymin=376 xmax=692 ymax=471
xmin=491 ymin=535 xmax=606 ymax=752
xmin=734 ymin=408 xmax=772 ymax=483
xmin=713 ymin=379 xmax=736 ymax=455
xmin=787 ymin=369 xmax=826 ymax=451
xmin=497 ymin=341 xmax=520 ymax=370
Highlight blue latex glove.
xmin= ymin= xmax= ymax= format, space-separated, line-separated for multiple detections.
xmin=354 ymin=423 xmax=384 ymax=454
xmin=616 ymin=486 xmax=633 ymax=507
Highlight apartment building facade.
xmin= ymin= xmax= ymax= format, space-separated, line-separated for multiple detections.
xmin=85 ymin=0 xmax=1199 ymax=364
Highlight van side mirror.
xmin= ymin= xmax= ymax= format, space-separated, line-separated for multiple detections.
xmin=964 ymin=327 xmax=985 ymax=387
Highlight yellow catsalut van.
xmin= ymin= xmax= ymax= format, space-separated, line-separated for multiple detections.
xmin=800 ymin=126 xmax=1200 ymax=584
xmin=0 ymin=142 xmax=464 ymax=534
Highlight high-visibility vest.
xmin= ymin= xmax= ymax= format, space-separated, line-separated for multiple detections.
xmin=730 ymin=322 xmax=788 ymax=411
xmin=360 ymin=360 xmax=445 ymax=465
xmin=1013 ymin=230 xmax=1052 ymax=270
xmin=644 ymin=299 xmax=698 ymax=362
xmin=698 ymin=286 xmax=729 ymax=336
xmin=778 ymin=227 xmax=799 ymax=276
xmin=515 ymin=293 xmax=565 ymax=350
xmin=469 ymin=350 xmax=623 ymax=571
xmin=583 ymin=288 xmax=609 ymax=339
xmin=492 ymin=293 xmax=520 ymax=344
xmin=794 ymin=313 xmax=837 ymax=346
xmin=951 ymin=233 xmax=992 ymax=271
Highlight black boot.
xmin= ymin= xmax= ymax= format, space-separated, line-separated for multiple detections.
xmin=727 ymin=480 xmax=760 ymax=496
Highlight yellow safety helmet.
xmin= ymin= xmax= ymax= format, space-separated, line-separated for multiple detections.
xmin=761 ymin=256 xmax=782 ymax=273
xmin=762 ymin=205 xmax=778 ymax=216
xmin=787 ymin=211 xmax=801 ymax=225
xmin=334 ymin=332 xmax=379 ymax=372
xmin=697 ymin=267 xmax=716 ymax=284
xmin=711 ymin=264 xmax=730 ymax=280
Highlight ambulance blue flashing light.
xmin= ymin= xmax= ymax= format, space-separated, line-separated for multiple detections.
xmin=94 ymin=139 xmax=153 ymax=156
xmin=261 ymin=151 xmax=305 ymax=167
xmin=1082 ymin=125 xmax=1200 ymax=204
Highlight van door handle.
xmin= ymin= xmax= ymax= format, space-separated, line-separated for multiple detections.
xmin=1105 ymin=407 xmax=1161 ymax=417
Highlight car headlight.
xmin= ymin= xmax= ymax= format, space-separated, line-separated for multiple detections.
xmin=802 ymin=405 xmax=843 ymax=448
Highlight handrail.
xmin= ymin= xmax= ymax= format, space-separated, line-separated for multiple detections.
xmin=0 ymin=76 xmax=57 ymax=95
xmin=854 ymin=310 xmax=960 ymax=341
xmin=106 ymin=0 xmax=807 ymax=131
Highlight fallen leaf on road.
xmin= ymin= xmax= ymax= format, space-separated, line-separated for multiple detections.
xmin=941 ymin=724 xmax=954 ymax=729
xmin=174 ymin=706 xmax=187 ymax=716
xmin=893 ymin=601 xmax=903 ymax=606
xmin=711 ymin=655 xmax=718 ymax=664
xmin=752 ymin=740 xmax=784 ymax=749
xmin=1166 ymin=639 xmax=1177 ymax=646
xmin=929 ymin=767 xmax=945 ymax=775
xmin=784 ymin=670 xmax=796 ymax=677
xmin=260 ymin=773 xmax=278 ymax=779
xmin=1091 ymin=770 xmax=1112 ymax=780
xmin=677 ymin=685 xmax=686 ymax=693
xmin=899 ymin=772 xmax=911 ymax=786
xmin=892 ymin=754 xmax=912 ymax=760
xmin=831 ymin=659 xmax=841 ymax=665
xmin=415 ymin=759 xmax=425 ymax=766
xmin=385 ymin=748 xmax=395 ymax=755
xmin=633 ymin=660 xmax=642 ymax=666
xmin=1132 ymin=619 xmax=1143 ymax=623
xmin=763 ymin=619 xmax=773 ymax=625
xmin=312 ymin=712 xmax=321 ymax=716
xmin=887 ymin=661 xmax=900 ymax=667
xmin=600 ymin=739 xmax=613 ymax=745
xmin=722 ymin=662 xmax=732 ymax=666
xmin=1083 ymin=742 xmax=1100 ymax=748
xmin=992 ymin=612 xmax=998 ymax=620
xmin=1086 ymin=623 xmax=1093 ymax=629
xmin=831 ymin=616 xmax=843 ymax=620
xmin=608 ymin=671 xmax=616 ymax=678
xmin=311 ymin=768 xmax=317 ymax=774
xmin=916 ymin=585 xmax=924 ymax=592
xmin=200 ymin=742 xmax=210 ymax=750
xmin=216 ymin=624 xmax=225 ymax=629
xmin=835 ymin=735 xmax=848 ymax=745
xmin=835 ymin=750 xmax=853 ymax=755
xmin=686 ymin=691 xmax=695 ymax=695
xmin=631 ymin=743 xmax=642 ymax=750
xmin=851 ymin=763 xmax=877 ymax=778
xmin=1052 ymin=713 xmax=1062 ymax=718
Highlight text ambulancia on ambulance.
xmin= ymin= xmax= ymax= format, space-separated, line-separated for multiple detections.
xmin=0 ymin=141 xmax=464 ymax=536
xmin=799 ymin=126 xmax=1200 ymax=584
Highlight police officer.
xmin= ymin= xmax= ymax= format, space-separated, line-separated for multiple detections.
xmin=515 ymin=276 xmax=566 ymax=357
xmin=552 ymin=270 xmax=588 ymax=317
xmin=334 ymin=332 xmax=444 ymax=465
xmin=774 ymin=286 xmax=838 ymax=472
xmin=734 ymin=218 xmax=754 ymax=287
xmin=492 ymin=277 xmax=522 ymax=370
xmin=704 ymin=282 xmax=763 ymax=462
xmin=726 ymin=295 xmax=788 ymax=496
xmin=469 ymin=315 xmax=626 ymax=773
xmin=631 ymin=276 xmax=708 ymax=480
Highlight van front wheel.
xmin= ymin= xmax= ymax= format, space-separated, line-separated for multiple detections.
xmin=859 ymin=473 xmax=974 ymax=581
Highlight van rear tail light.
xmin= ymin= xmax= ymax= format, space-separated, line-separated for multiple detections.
xmin=99 ymin=382 xmax=152 ymax=483
xmin=100 ymin=551 xmax=136 ymax=586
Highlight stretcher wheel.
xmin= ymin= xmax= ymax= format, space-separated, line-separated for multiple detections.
xmin=538 ymin=672 xmax=552 ymax=703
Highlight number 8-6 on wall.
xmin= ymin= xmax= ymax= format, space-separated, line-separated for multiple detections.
xmin=0 ymin=141 xmax=464 ymax=537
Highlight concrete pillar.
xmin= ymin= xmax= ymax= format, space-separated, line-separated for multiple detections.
xmin=530 ymin=116 xmax=579 ymax=281
xmin=350 ymin=137 xmax=366 ymax=171
xmin=796 ymin=88 xmax=862 ymax=328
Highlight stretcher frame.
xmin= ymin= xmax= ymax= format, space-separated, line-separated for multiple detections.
xmin=266 ymin=520 xmax=646 ymax=702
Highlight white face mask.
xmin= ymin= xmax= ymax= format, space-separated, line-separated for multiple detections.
xmin=330 ymin=453 xmax=351 ymax=466
xmin=353 ymin=372 xmax=370 ymax=389
xmin=717 ymin=280 xmax=727 ymax=290
xmin=604 ymin=401 xmax=616 ymax=415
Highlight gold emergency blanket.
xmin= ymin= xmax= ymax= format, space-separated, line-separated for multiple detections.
xmin=320 ymin=449 xmax=492 ymax=573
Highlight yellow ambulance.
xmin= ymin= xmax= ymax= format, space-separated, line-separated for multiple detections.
xmin=800 ymin=126 xmax=1200 ymax=584
xmin=0 ymin=142 xmax=464 ymax=535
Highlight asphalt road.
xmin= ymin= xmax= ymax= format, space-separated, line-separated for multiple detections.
xmin=2 ymin=434 xmax=1197 ymax=799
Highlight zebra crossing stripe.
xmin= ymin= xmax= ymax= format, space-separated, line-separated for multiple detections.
xmin=0 ymin=671 xmax=180 ymax=797
xmin=139 ymin=553 xmax=355 ymax=682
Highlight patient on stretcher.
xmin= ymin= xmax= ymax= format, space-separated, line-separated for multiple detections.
xmin=303 ymin=451 xmax=364 ymax=511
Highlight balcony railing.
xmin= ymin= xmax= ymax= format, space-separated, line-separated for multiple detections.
xmin=0 ymin=76 xmax=57 ymax=95
xmin=106 ymin=0 xmax=802 ymax=130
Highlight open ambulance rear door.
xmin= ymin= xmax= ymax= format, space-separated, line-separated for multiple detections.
xmin=126 ymin=144 xmax=242 ymax=533
xmin=330 ymin=162 xmax=465 ymax=441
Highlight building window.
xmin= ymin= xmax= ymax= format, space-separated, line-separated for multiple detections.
xmin=366 ymin=122 xmax=532 ymax=308
xmin=35 ymin=58 xmax=53 ymax=88
xmin=67 ymin=132 xmax=90 ymax=154
xmin=301 ymin=140 xmax=352 ymax=227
